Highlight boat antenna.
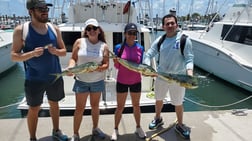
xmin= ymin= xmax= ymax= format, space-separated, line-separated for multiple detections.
xmin=199 ymin=0 xmax=228 ymax=38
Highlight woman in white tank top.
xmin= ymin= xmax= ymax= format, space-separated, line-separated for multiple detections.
xmin=66 ymin=18 xmax=109 ymax=140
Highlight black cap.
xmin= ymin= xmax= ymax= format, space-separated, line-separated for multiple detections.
xmin=26 ymin=0 xmax=53 ymax=9
xmin=124 ymin=23 xmax=138 ymax=32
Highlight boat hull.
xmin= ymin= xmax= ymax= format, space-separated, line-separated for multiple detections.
xmin=0 ymin=31 xmax=16 ymax=74
xmin=191 ymin=39 xmax=252 ymax=92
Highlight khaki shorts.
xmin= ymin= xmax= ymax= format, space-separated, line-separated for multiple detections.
xmin=154 ymin=77 xmax=185 ymax=106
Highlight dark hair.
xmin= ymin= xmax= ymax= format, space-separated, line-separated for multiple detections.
xmin=162 ymin=14 xmax=178 ymax=26
xmin=83 ymin=26 xmax=106 ymax=43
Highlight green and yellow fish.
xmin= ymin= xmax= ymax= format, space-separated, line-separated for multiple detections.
xmin=51 ymin=62 xmax=99 ymax=83
xmin=108 ymin=50 xmax=157 ymax=76
xmin=158 ymin=72 xmax=199 ymax=89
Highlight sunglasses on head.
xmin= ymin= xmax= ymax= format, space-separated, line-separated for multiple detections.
xmin=86 ymin=26 xmax=99 ymax=31
xmin=165 ymin=22 xmax=176 ymax=26
xmin=35 ymin=7 xmax=50 ymax=13
xmin=127 ymin=31 xmax=137 ymax=36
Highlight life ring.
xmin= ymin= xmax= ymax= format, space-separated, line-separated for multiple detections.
xmin=123 ymin=1 xmax=130 ymax=14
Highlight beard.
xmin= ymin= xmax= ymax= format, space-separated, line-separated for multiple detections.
xmin=33 ymin=13 xmax=49 ymax=23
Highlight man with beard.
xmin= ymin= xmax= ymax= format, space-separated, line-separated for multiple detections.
xmin=11 ymin=0 xmax=68 ymax=141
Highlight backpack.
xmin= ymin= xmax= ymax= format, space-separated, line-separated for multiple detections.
xmin=156 ymin=33 xmax=188 ymax=64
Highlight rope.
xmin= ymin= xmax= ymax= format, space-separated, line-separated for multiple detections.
xmin=0 ymin=101 xmax=24 ymax=109
xmin=184 ymin=95 xmax=252 ymax=108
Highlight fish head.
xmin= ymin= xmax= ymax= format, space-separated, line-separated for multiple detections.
xmin=181 ymin=76 xmax=199 ymax=89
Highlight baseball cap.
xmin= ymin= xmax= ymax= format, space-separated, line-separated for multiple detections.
xmin=85 ymin=18 xmax=99 ymax=28
xmin=26 ymin=0 xmax=53 ymax=9
xmin=124 ymin=23 xmax=138 ymax=32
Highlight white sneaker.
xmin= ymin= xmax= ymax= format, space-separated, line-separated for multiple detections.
xmin=70 ymin=134 xmax=80 ymax=141
xmin=135 ymin=127 xmax=146 ymax=139
xmin=111 ymin=129 xmax=119 ymax=141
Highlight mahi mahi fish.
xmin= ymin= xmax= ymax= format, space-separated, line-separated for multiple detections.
xmin=158 ymin=72 xmax=199 ymax=89
xmin=51 ymin=62 xmax=99 ymax=83
xmin=108 ymin=50 xmax=157 ymax=76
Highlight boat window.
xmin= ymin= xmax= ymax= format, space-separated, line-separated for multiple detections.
xmin=61 ymin=32 xmax=81 ymax=52
xmin=139 ymin=32 xmax=145 ymax=49
xmin=221 ymin=25 xmax=252 ymax=45
xmin=112 ymin=32 xmax=123 ymax=51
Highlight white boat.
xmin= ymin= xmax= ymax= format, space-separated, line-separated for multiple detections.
xmin=18 ymin=0 xmax=173 ymax=116
xmin=0 ymin=30 xmax=16 ymax=74
xmin=183 ymin=2 xmax=252 ymax=92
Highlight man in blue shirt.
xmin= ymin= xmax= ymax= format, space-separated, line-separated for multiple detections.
xmin=11 ymin=0 xmax=68 ymax=141
xmin=144 ymin=14 xmax=194 ymax=139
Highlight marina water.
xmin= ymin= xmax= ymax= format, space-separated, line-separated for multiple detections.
xmin=0 ymin=31 xmax=252 ymax=119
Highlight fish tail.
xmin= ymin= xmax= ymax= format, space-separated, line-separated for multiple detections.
xmin=50 ymin=73 xmax=61 ymax=84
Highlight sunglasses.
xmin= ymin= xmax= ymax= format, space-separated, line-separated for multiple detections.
xmin=86 ymin=26 xmax=99 ymax=31
xmin=35 ymin=7 xmax=50 ymax=13
xmin=165 ymin=22 xmax=176 ymax=26
xmin=127 ymin=31 xmax=137 ymax=36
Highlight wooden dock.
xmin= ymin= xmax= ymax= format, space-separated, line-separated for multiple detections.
xmin=0 ymin=110 xmax=251 ymax=141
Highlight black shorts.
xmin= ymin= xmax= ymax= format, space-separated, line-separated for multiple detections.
xmin=116 ymin=82 xmax=141 ymax=93
xmin=25 ymin=79 xmax=65 ymax=107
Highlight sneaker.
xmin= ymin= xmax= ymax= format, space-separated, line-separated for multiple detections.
xmin=92 ymin=128 xmax=106 ymax=139
xmin=52 ymin=129 xmax=68 ymax=141
xmin=175 ymin=124 xmax=190 ymax=139
xmin=135 ymin=127 xmax=146 ymax=139
xmin=149 ymin=117 xmax=164 ymax=130
xmin=30 ymin=138 xmax=37 ymax=141
xmin=111 ymin=129 xmax=119 ymax=141
xmin=70 ymin=134 xmax=80 ymax=141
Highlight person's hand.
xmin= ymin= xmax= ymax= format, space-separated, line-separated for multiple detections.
xmin=113 ymin=57 xmax=119 ymax=64
xmin=47 ymin=44 xmax=57 ymax=55
xmin=63 ymin=67 xmax=74 ymax=76
xmin=96 ymin=66 xmax=104 ymax=72
xmin=32 ymin=47 xmax=44 ymax=57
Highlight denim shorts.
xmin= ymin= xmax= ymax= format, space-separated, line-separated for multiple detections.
xmin=73 ymin=79 xmax=105 ymax=93
xmin=25 ymin=79 xmax=65 ymax=107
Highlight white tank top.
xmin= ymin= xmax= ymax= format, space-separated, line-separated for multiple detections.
xmin=75 ymin=38 xmax=106 ymax=82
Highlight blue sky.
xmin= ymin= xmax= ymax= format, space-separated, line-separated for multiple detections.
xmin=0 ymin=0 xmax=246 ymax=17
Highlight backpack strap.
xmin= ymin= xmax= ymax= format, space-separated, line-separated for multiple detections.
xmin=157 ymin=34 xmax=167 ymax=52
xmin=22 ymin=21 xmax=30 ymax=41
xmin=156 ymin=34 xmax=166 ymax=64
xmin=180 ymin=34 xmax=188 ymax=56
xmin=47 ymin=22 xmax=57 ymax=37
